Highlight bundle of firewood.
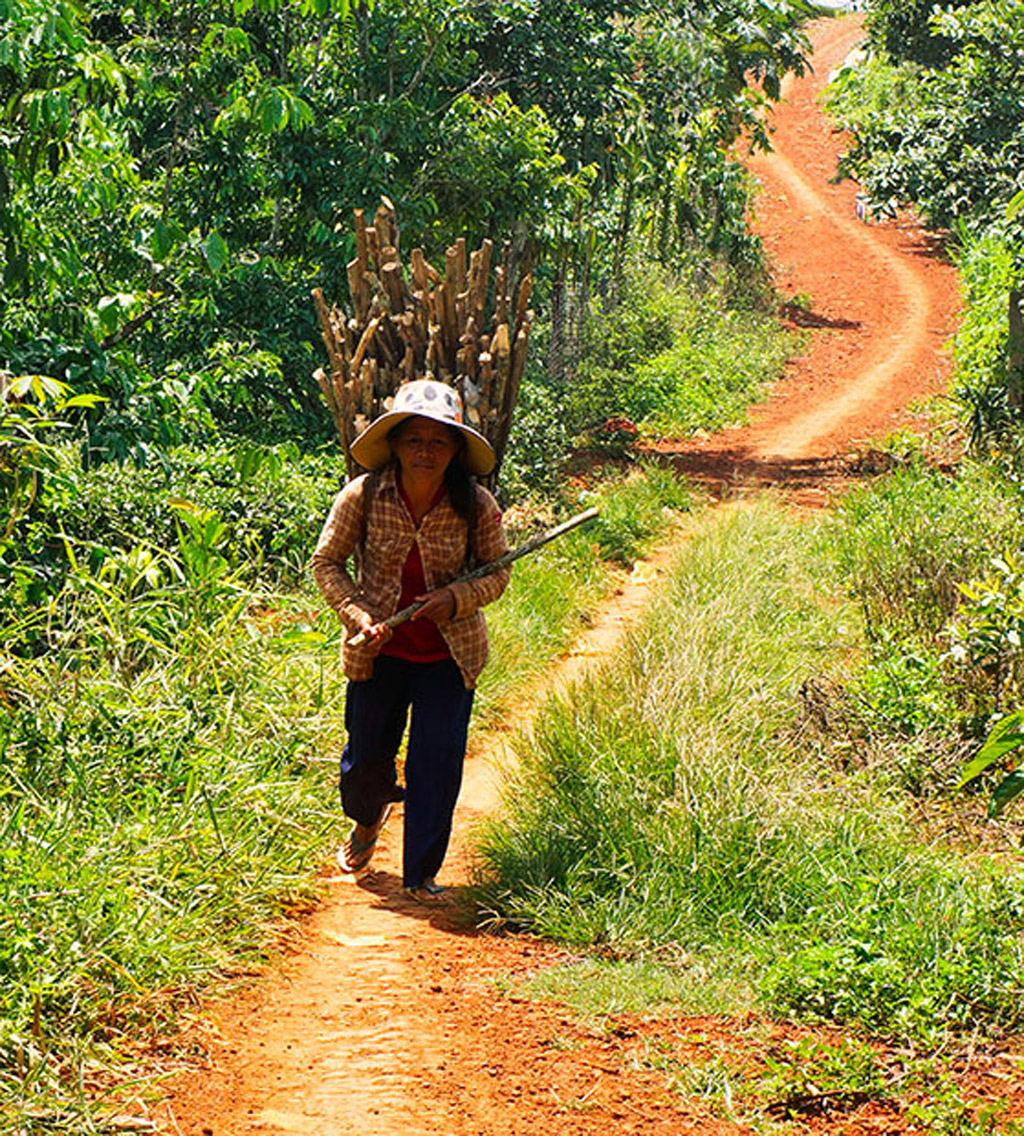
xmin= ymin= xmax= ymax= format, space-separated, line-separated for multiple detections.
xmin=312 ymin=199 xmax=533 ymax=483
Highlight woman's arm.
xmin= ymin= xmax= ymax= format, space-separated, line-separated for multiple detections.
xmin=311 ymin=477 xmax=385 ymax=638
xmin=448 ymin=488 xmax=511 ymax=620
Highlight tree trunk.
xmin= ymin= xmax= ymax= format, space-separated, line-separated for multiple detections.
xmin=547 ymin=241 xmax=569 ymax=386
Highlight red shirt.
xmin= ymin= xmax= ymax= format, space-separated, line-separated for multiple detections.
xmin=380 ymin=481 xmax=452 ymax=662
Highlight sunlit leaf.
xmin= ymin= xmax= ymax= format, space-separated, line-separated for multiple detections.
xmin=200 ymin=231 xmax=230 ymax=273
xmin=989 ymin=770 xmax=1024 ymax=818
xmin=1008 ymin=189 xmax=1024 ymax=222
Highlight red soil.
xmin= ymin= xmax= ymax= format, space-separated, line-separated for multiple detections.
xmin=658 ymin=16 xmax=962 ymax=507
xmin=139 ymin=16 xmax=1023 ymax=1136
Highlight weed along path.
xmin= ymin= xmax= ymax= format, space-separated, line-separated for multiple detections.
xmin=153 ymin=14 xmax=969 ymax=1136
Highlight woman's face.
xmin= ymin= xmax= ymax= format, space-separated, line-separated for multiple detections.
xmin=391 ymin=416 xmax=460 ymax=480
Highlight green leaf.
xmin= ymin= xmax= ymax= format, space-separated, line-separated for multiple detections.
xmin=958 ymin=708 xmax=1024 ymax=789
xmin=200 ymin=231 xmax=230 ymax=273
xmin=275 ymin=625 xmax=328 ymax=646
xmin=989 ymin=770 xmax=1024 ymax=818
xmin=1009 ymin=190 xmax=1024 ymax=223
xmin=151 ymin=220 xmax=178 ymax=264
xmin=259 ymin=89 xmax=286 ymax=133
xmin=62 ymin=394 xmax=106 ymax=409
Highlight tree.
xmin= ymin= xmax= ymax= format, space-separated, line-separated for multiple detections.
xmin=833 ymin=3 xmax=1024 ymax=233
xmin=865 ymin=0 xmax=978 ymax=67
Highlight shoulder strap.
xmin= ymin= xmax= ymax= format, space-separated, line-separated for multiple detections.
xmin=355 ymin=471 xmax=379 ymax=574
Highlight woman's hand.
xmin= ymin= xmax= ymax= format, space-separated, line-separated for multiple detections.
xmin=353 ymin=608 xmax=392 ymax=646
xmin=412 ymin=586 xmax=456 ymax=626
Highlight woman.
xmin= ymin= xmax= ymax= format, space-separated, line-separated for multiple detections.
xmin=311 ymin=380 xmax=510 ymax=904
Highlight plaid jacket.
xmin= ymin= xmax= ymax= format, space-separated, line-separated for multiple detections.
xmin=311 ymin=465 xmax=510 ymax=689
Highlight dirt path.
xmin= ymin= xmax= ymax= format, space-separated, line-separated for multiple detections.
xmin=154 ymin=15 xmax=968 ymax=1136
xmin=663 ymin=15 xmax=960 ymax=503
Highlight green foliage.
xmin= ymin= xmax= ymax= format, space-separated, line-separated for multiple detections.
xmin=949 ymin=552 xmax=1024 ymax=715
xmin=855 ymin=633 xmax=958 ymax=738
xmin=865 ymin=0 xmax=977 ymax=66
xmin=832 ymin=460 xmax=1024 ymax=642
xmin=959 ymin=707 xmax=1024 ymax=819
xmin=762 ymin=865 xmax=1024 ymax=1046
xmin=951 ymin=228 xmax=1023 ymax=449
xmin=830 ymin=3 xmax=1024 ymax=236
xmin=1 ymin=440 xmax=342 ymax=661
xmin=0 ymin=594 xmax=345 ymax=1129
xmin=551 ymin=263 xmax=799 ymax=445
xmin=831 ymin=460 xmax=1024 ymax=740
xmin=577 ymin=462 xmax=691 ymax=566
xmin=422 ymin=92 xmax=584 ymax=247
xmin=499 ymin=376 xmax=574 ymax=499
xmin=2 ymin=0 xmax=812 ymax=459
xmin=1 ymin=376 xmax=100 ymax=541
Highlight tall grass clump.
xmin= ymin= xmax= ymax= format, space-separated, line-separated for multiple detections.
xmin=831 ymin=459 xmax=1024 ymax=752
xmin=473 ymin=500 xmax=1024 ymax=1047
xmin=634 ymin=300 xmax=800 ymax=437
xmin=832 ymin=460 xmax=1024 ymax=641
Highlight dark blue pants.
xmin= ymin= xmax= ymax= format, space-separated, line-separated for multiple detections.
xmin=340 ymin=655 xmax=475 ymax=888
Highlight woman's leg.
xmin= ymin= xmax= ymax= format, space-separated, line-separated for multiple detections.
xmin=340 ymin=656 xmax=410 ymax=827
xmin=402 ymin=659 xmax=475 ymax=888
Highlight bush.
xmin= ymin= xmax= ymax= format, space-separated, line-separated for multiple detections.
xmin=35 ymin=442 xmax=341 ymax=575
xmin=951 ymin=228 xmax=1020 ymax=449
xmin=832 ymin=460 xmax=1024 ymax=641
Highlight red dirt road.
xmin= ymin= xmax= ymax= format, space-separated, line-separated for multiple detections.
xmin=146 ymin=15 xmax=1011 ymax=1136
xmin=663 ymin=16 xmax=961 ymax=501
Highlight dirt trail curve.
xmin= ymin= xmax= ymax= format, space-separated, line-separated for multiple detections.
xmin=154 ymin=15 xmax=961 ymax=1136
xmin=665 ymin=15 xmax=959 ymax=500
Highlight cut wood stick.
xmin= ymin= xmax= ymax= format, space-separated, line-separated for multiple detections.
xmin=347 ymin=507 xmax=600 ymax=646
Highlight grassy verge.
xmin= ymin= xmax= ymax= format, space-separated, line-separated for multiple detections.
xmin=473 ymin=499 xmax=1024 ymax=1052
xmin=0 ymin=464 xmax=688 ymax=1133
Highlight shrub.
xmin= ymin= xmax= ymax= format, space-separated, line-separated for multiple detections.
xmin=832 ymin=460 xmax=1024 ymax=641
xmin=35 ymin=442 xmax=342 ymax=577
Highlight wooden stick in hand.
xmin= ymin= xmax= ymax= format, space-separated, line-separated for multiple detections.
xmin=347 ymin=506 xmax=601 ymax=647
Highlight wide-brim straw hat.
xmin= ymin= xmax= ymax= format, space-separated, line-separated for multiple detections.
xmin=350 ymin=379 xmax=496 ymax=476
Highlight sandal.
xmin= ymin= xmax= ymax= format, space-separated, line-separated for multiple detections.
xmin=402 ymin=878 xmax=450 ymax=906
xmin=336 ymin=803 xmax=392 ymax=873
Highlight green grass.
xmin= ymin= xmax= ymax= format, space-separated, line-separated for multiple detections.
xmin=832 ymin=459 xmax=1024 ymax=641
xmin=473 ymin=499 xmax=1024 ymax=1050
xmin=0 ymin=462 xmax=689 ymax=1132
xmin=518 ymin=955 xmax=755 ymax=1019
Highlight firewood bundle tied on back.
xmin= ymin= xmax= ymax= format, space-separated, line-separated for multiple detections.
xmin=312 ymin=199 xmax=533 ymax=485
